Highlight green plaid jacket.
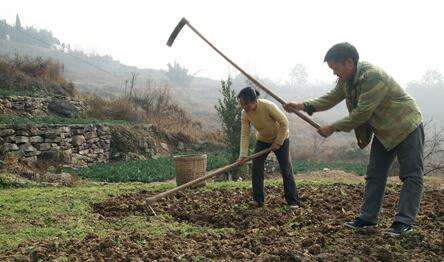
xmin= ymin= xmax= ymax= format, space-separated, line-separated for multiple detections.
xmin=305 ymin=61 xmax=422 ymax=150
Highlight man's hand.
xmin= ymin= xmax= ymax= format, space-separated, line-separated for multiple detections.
xmin=317 ymin=125 xmax=334 ymax=138
xmin=284 ymin=102 xmax=304 ymax=113
xmin=238 ymin=157 xmax=248 ymax=165
xmin=270 ymin=142 xmax=281 ymax=151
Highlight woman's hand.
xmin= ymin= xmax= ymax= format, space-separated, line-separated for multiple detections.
xmin=270 ymin=142 xmax=281 ymax=151
xmin=238 ymin=157 xmax=248 ymax=165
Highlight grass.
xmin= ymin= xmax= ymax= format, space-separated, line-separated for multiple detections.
xmin=71 ymin=151 xmax=367 ymax=184
xmin=0 ymin=178 xmax=360 ymax=252
xmin=73 ymin=151 xmax=233 ymax=184
xmin=0 ymin=116 xmax=129 ymax=125
xmin=0 ymin=182 xmax=170 ymax=252
xmin=76 ymin=157 xmax=176 ymax=183
xmin=0 ymin=88 xmax=54 ymax=98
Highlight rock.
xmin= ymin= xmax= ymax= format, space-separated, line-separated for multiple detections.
xmin=59 ymin=126 xmax=70 ymax=133
xmin=78 ymin=149 xmax=90 ymax=155
xmin=23 ymin=156 xmax=38 ymax=162
xmin=84 ymin=132 xmax=97 ymax=140
xmin=72 ymin=135 xmax=86 ymax=146
xmin=15 ymin=136 xmax=29 ymax=144
xmin=45 ymin=132 xmax=58 ymax=139
xmin=38 ymin=143 xmax=51 ymax=151
xmin=27 ymin=125 xmax=39 ymax=136
xmin=88 ymin=138 xmax=100 ymax=143
xmin=40 ymin=172 xmax=75 ymax=186
xmin=61 ymin=149 xmax=73 ymax=164
xmin=2 ymin=143 xmax=19 ymax=151
xmin=39 ymin=149 xmax=63 ymax=163
xmin=25 ymin=151 xmax=41 ymax=157
xmin=160 ymin=142 xmax=169 ymax=152
xmin=19 ymin=144 xmax=37 ymax=152
xmin=322 ymin=168 xmax=331 ymax=172
xmin=48 ymin=99 xmax=80 ymax=118
xmin=0 ymin=129 xmax=15 ymax=137
xmin=16 ymin=130 xmax=29 ymax=136
xmin=29 ymin=136 xmax=44 ymax=143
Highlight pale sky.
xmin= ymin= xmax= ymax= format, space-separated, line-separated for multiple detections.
xmin=2 ymin=0 xmax=444 ymax=85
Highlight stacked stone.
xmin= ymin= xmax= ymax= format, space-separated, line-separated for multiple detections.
xmin=70 ymin=124 xmax=110 ymax=164
xmin=0 ymin=124 xmax=110 ymax=166
xmin=0 ymin=96 xmax=47 ymax=115
xmin=0 ymin=96 xmax=87 ymax=116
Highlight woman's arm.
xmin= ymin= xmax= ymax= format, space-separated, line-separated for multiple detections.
xmin=239 ymin=111 xmax=250 ymax=158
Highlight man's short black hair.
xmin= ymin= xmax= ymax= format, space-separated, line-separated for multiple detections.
xmin=324 ymin=42 xmax=359 ymax=66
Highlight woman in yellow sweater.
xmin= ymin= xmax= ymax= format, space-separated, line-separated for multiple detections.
xmin=237 ymin=87 xmax=300 ymax=208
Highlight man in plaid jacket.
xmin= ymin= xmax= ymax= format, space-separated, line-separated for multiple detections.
xmin=285 ymin=42 xmax=424 ymax=236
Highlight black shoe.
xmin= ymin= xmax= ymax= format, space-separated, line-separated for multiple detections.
xmin=344 ymin=217 xmax=376 ymax=229
xmin=383 ymin=221 xmax=412 ymax=236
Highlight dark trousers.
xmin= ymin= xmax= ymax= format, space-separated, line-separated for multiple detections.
xmin=252 ymin=138 xmax=299 ymax=205
xmin=360 ymin=123 xmax=425 ymax=225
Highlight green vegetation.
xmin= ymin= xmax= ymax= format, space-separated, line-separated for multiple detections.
xmin=0 ymin=116 xmax=128 ymax=125
xmin=73 ymin=151 xmax=366 ymax=184
xmin=0 ymin=88 xmax=54 ymax=98
xmin=0 ymin=178 xmax=360 ymax=252
xmin=215 ymin=77 xmax=242 ymax=163
xmin=0 ymin=182 xmax=173 ymax=252
xmin=75 ymin=151 xmax=232 ymax=183
xmin=206 ymin=150 xmax=231 ymax=171
xmin=77 ymin=157 xmax=176 ymax=183
xmin=293 ymin=160 xmax=366 ymax=176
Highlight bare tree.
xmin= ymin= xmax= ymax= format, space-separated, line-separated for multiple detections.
xmin=389 ymin=119 xmax=444 ymax=176
xmin=129 ymin=72 xmax=139 ymax=97
xmin=423 ymin=119 xmax=444 ymax=175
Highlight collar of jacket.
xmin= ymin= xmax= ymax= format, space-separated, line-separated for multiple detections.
xmin=347 ymin=62 xmax=362 ymax=88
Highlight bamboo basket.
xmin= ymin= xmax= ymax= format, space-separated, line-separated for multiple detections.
xmin=173 ymin=154 xmax=207 ymax=186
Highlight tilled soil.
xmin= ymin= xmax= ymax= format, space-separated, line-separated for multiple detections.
xmin=2 ymin=184 xmax=443 ymax=261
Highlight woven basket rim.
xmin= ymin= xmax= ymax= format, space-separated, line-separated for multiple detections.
xmin=173 ymin=153 xmax=207 ymax=161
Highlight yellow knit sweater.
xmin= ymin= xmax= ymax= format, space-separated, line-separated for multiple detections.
xmin=239 ymin=99 xmax=289 ymax=157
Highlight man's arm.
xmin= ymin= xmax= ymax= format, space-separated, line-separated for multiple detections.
xmin=332 ymin=73 xmax=387 ymax=132
xmin=304 ymin=81 xmax=346 ymax=115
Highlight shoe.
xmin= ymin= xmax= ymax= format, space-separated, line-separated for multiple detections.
xmin=383 ymin=221 xmax=412 ymax=236
xmin=249 ymin=200 xmax=264 ymax=208
xmin=344 ymin=217 xmax=376 ymax=229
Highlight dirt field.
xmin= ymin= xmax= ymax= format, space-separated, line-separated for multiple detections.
xmin=2 ymin=178 xmax=442 ymax=261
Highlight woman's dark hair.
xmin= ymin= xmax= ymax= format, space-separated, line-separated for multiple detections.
xmin=237 ymin=87 xmax=260 ymax=103
xmin=324 ymin=42 xmax=359 ymax=66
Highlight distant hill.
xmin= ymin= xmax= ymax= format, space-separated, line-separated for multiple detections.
xmin=1 ymin=16 xmax=442 ymax=131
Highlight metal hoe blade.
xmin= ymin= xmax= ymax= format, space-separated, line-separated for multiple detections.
xmin=166 ymin=17 xmax=188 ymax=47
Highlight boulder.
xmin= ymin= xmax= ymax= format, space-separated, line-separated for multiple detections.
xmin=0 ymin=129 xmax=15 ymax=137
xmin=2 ymin=143 xmax=19 ymax=151
xmin=72 ymin=135 xmax=86 ymax=146
xmin=48 ymin=99 xmax=80 ymax=118
xmin=15 ymin=136 xmax=29 ymax=144
xmin=29 ymin=136 xmax=44 ymax=143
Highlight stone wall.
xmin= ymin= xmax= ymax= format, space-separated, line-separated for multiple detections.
xmin=0 ymin=124 xmax=110 ymax=166
xmin=0 ymin=96 xmax=87 ymax=117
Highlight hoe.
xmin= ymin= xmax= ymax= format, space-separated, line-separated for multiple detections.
xmin=146 ymin=18 xmax=320 ymax=204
